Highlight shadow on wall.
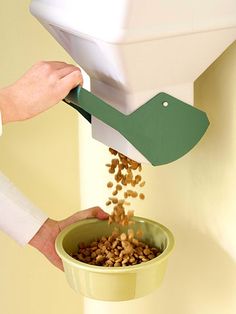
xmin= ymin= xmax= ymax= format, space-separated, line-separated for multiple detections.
xmin=79 ymin=42 xmax=236 ymax=314
xmin=120 ymin=41 xmax=236 ymax=314
xmin=190 ymin=40 xmax=236 ymax=261
xmin=142 ymin=41 xmax=236 ymax=260
xmin=90 ymin=224 xmax=235 ymax=314
xmin=155 ymin=224 xmax=236 ymax=314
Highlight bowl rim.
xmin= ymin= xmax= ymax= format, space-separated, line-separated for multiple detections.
xmin=55 ymin=216 xmax=175 ymax=273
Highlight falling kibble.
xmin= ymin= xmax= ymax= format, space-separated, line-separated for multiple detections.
xmin=86 ymin=147 xmax=157 ymax=268
xmin=116 ymin=184 xmax=122 ymax=191
xmin=139 ymin=193 xmax=145 ymax=200
xmin=106 ymin=148 xmax=146 ymax=226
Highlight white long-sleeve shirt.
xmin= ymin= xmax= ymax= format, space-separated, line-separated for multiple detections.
xmin=0 ymin=113 xmax=48 ymax=245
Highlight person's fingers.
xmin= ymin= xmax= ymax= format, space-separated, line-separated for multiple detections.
xmin=59 ymin=207 xmax=109 ymax=230
xmin=60 ymin=69 xmax=83 ymax=92
xmin=32 ymin=61 xmax=68 ymax=73
xmin=47 ymin=61 xmax=70 ymax=66
xmin=44 ymin=249 xmax=64 ymax=271
xmin=50 ymin=256 xmax=64 ymax=271
xmin=91 ymin=207 xmax=109 ymax=220
xmin=45 ymin=251 xmax=64 ymax=271
xmin=37 ymin=61 xmax=71 ymax=71
xmin=57 ymin=65 xmax=81 ymax=79
xmin=72 ymin=207 xmax=109 ymax=221
xmin=55 ymin=261 xmax=64 ymax=271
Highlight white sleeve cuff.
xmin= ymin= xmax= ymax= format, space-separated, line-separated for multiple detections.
xmin=0 ymin=172 xmax=48 ymax=246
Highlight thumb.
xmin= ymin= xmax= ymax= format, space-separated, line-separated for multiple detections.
xmin=91 ymin=207 xmax=109 ymax=220
xmin=60 ymin=69 xmax=83 ymax=95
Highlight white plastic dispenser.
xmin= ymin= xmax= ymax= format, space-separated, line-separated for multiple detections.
xmin=30 ymin=0 xmax=236 ymax=164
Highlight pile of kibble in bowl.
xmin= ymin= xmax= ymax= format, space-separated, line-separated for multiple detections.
xmin=71 ymin=148 xmax=162 ymax=267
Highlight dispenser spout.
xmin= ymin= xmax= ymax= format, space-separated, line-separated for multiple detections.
xmin=64 ymin=87 xmax=210 ymax=166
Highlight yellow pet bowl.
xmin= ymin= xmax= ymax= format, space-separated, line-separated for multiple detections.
xmin=55 ymin=216 xmax=174 ymax=301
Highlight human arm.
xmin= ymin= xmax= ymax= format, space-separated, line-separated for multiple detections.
xmin=29 ymin=207 xmax=109 ymax=271
xmin=0 ymin=61 xmax=92 ymax=270
xmin=0 ymin=172 xmax=48 ymax=245
xmin=0 ymin=172 xmax=108 ymax=271
xmin=0 ymin=61 xmax=83 ymax=124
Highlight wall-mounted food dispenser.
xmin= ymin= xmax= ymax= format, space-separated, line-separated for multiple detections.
xmin=30 ymin=0 xmax=236 ymax=164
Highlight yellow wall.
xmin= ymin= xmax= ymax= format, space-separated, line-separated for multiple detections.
xmin=0 ymin=2 xmax=83 ymax=314
xmin=0 ymin=2 xmax=236 ymax=314
xmin=79 ymin=42 xmax=236 ymax=314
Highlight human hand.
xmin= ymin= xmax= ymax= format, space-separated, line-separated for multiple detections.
xmin=0 ymin=61 xmax=83 ymax=124
xmin=29 ymin=207 xmax=109 ymax=271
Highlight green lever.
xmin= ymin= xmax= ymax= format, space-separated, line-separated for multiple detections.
xmin=64 ymin=87 xmax=209 ymax=166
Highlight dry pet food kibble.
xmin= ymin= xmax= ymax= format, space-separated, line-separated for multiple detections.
xmin=139 ymin=193 xmax=145 ymax=200
xmin=106 ymin=148 xmax=146 ymax=226
xmin=70 ymin=148 xmax=163 ymax=267
xmin=71 ymin=229 xmax=162 ymax=267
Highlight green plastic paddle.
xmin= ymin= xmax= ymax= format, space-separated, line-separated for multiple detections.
xmin=64 ymin=87 xmax=209 ymax=166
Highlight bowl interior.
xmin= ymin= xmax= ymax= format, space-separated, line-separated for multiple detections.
xmin=60 ymin=217 xmax=172 ymax=259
